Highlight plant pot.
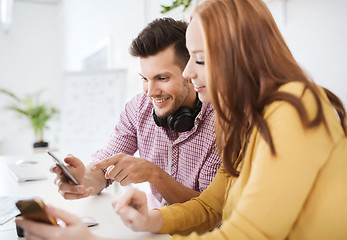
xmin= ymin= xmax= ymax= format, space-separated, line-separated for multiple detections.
xmin=33 ymin=141 xmax=49 ymax=148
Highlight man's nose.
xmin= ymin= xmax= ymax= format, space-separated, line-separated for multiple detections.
xmin=146 ymin=81 xmax=161 ymax=97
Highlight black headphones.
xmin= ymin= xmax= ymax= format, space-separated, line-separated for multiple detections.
xmin=152 ymin=97 xmax=202 ymax=132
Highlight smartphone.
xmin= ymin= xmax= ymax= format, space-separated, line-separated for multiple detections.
xmin=15 ymin=199 xmax=58 ymax=225
xmin=47 ymin=150 xmax=80 ymax=185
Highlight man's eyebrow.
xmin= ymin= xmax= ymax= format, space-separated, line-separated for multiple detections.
xmin=153 ymin=72 xmax=172 ymax=79
xmin=139 ymin=72 xmax=172 ymax=80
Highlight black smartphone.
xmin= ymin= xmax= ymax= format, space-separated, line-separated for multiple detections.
xmin=46 ymin=150 xmax=80 ymax=185
xmin=15 ymin=199 xmax=58 ymax=225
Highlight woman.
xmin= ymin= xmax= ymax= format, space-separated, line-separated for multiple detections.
xmin=16 ymin=0 xmax=347 ymax=239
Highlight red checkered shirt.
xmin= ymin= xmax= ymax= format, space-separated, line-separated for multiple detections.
xmin=91 ymin=92 xmax=221 ymax=208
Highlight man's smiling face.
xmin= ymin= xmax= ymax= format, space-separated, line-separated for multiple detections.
xmin=141 ymin=46 xmax=192 ymax=117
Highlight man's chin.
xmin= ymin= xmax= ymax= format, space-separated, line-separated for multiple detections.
xmin=155 ymin=112 xmax=169 ymax=118
xmin=154 ymin=109 xmax=174 ymax=118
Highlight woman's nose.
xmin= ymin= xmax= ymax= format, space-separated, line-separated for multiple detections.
xmin=183 ymin=61 xmax=197 ymax=80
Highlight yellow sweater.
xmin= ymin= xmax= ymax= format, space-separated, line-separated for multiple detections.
xmin=157 ymin=82 xmax=347 ymax=240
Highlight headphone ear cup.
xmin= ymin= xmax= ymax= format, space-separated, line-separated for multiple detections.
xmin=167 ymin=107 xmax=195 ymax=132
xmin=152 ymin=109 xmax=168 ymax=128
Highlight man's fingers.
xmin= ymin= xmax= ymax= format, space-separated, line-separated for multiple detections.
xmin=50 ymin=165 xmax=62 ymax=174
xmin=119 ymin=176 xmax=131 ymax=186
xmin=63 ymin=155 xmax=84 ymax=168
xmin=58 ymin=182 xmax=84 ymax=193
xmin=54 ymin=171 xmax=69 ymax=186
xmin=56 ymin=183 xmax=93 ymax=199
xmin=59 ymin=191 xmax=90 ymax=200
xmin=54 ymin=177 xmax=60 ymax=185
xmin=105 ymin=165 xmax=115 ymax=179
xmin=106 ymin=165 xmax=129 ymax=184
xmin=91 ymin=153 xmax=125 ymax=171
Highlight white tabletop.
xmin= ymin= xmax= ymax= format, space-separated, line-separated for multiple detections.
xmin=0 ymin=152 xmax=169 ymax=239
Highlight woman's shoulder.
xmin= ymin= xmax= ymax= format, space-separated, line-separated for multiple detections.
xmin=278 ymin=81 xmax=306 ymax=96
xmin=262 ymin=81 xmax=323 ymax=124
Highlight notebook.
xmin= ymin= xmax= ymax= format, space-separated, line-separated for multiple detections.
xmin=7 ymin=163 xmax=47 ymax=182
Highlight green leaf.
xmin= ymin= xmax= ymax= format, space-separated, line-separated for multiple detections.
xmin=0 ymin=88 xmax=21 ymax=102
xmin=0 ymin=88 xmax=58 ymax=141
xmin=161 ymin=0 xmax=192 ymax=13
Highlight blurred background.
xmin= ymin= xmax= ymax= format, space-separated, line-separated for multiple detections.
xmin=0 ymin=0 xmax=346 ymax=162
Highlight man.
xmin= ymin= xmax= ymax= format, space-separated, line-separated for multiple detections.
xmin=52 ymin=18 xmax=221 ymax=209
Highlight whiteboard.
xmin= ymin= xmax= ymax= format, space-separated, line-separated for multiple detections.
xmin=59 ymin=69 xmax=127 ymax=161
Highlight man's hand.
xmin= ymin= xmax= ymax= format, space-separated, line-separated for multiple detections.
xmin=113 ymin=187 xmax=163 ymax=233
xmin=91 ymin=153 xmax=158 ymax=186
xmin=92 ymin=153 xmax=201 ymax=205
xmin=51 ymin=155 xmax=94 ymax=200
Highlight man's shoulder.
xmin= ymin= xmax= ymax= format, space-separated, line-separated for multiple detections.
xmin=194 ymin=103 xmax=215 ymax=134
xmin=203 ymin=103 xmax=215 ymax=113
xmin=199 ymin=103 xmax=215 ymax=120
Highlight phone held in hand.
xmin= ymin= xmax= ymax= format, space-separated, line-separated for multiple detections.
xmin=15 ymin=198 xmax=58 ymax=225
xmin=46 ymin=150 xmax=80 ymax=185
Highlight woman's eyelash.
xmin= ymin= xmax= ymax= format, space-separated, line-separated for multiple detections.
xmin=196 ymin=61 xmax=205 ymax=65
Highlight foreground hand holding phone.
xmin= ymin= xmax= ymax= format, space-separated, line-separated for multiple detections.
xmin=15 ymin=205 xmax=98 ymax=240
xmin=15 ymin=191 xmax=162 ymax=240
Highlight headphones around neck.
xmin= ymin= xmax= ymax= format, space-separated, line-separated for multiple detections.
xmin=152 ymin=97 xmax=202 ymax=132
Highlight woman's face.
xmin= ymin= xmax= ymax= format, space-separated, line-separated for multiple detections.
xmin=183 ymin=17 xmax=210 ymax=103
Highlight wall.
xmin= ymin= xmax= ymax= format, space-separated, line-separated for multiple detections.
xmin=266 ymin=0 xmax=347 ymax=106
xmin=0 ymin=0 xmax=346 ymax=157
xmin=58 ymin=0 xmax=147 ymax=160
xmin=0 ymin=1 xmax=61 ymax=155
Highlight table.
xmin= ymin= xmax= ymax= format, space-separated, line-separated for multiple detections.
xmin=0 ymin=152 xmax=169 ymax=239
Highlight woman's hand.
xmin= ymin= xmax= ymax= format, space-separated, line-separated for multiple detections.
xmin=15 ymin=205 xmax=95 ymax=240
xmin=113 ymin=187 xmax=163 ymax=233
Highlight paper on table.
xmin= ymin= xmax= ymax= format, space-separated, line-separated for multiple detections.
xmin=0 ymin=196 xmax=20 ymax=225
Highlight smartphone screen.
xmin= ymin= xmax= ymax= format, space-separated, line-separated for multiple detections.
xmin=46 ymin=150 xmax=80 ymax=185
xmin=16 ymin=199 xmax=58 ymax=225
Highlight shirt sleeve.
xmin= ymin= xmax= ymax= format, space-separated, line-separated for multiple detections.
xmin=197 ymin=140 xmax=222 ymax=192
xmin=194 ymin=108 xmax=222 ymax=192
xmin=91 ymin=95 xmax=140 ymax=186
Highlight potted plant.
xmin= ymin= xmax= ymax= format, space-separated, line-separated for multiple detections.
xmin=0 ymin=88 xmax=58 ymax=148
xmin=161 ymin=0 xmax=192 ymax=13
